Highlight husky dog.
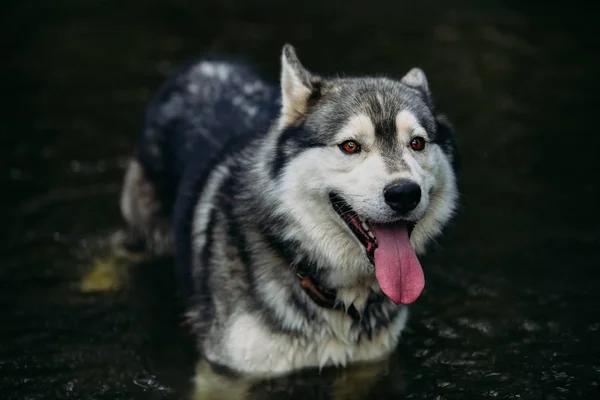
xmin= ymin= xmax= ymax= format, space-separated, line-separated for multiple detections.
xmin=120 ymin=44 xmax=458 ymax=376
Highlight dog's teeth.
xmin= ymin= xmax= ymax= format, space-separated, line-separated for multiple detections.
xmin=368 ymin=231 xmax=375 ymax=239
xmin=361 ymin=222 xmax=369 ymax=231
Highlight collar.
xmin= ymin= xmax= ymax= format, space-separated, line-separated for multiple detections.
xmin=296 ymin=271 xmax=361 ymax=321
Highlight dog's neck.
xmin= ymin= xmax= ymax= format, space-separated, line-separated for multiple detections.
xmin=295 ymin=270 xmax=361 ymax=321
xmin=244 ymin=163 xmax=380 ymax=320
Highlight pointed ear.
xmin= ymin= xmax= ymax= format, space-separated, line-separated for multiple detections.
xmin=280 ymin=44 xmax=321 ymax=126
xmin=401 ymin=68 xmax=432 ymax=103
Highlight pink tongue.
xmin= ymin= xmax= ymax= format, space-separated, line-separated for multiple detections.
xmin=370 ymin=223 xmax=425 ymax=304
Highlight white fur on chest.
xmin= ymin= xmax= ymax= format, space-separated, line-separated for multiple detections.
xmin=212 ymin=307 xmax=408 ymax=377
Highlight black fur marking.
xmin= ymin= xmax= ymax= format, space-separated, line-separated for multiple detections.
xmin=355 ymin=292 xmax=399 ymax=341
xmin=260 ymin=217 xmax=362 ymax=322
xmin=173 ymin=135 xmax=274 ymax=300
xmin=374 ymin=118 xmax=398 ymax=145
xmin=261 ymin=215 xmax=326 ymax=285
xmin=261 ymin=230 xmax=319 ymax=321
xmin=173 ymin=146 xmax=231 ymax=300
xmin=306 ymin=78 xmax=323 ymax=108
xmin=374 ymin=116 xmax=402 ymax=172
xmin=193 ymin=207 xmax=218 ymax=335
xmin=221 ymin=171 xmax=309 ymax=336
xmin=270 ymin=125 xmax=326 ymax=178
xmin=364 ymin=89 xmax=396 ymax=147
xmin=199 ymin=207 xmax=217 ymax=281
xmin=362 ymin=91 xmax=404 ymax=171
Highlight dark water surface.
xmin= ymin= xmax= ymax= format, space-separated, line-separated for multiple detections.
xmin=2 ymin=1 xmax=600 ymax=398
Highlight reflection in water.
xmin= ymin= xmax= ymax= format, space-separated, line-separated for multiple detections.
xmin=192 ymin=362 xmax=253 ymax=400
xmin=79 ymin=232 xmax=149 ymax=292
xmin=191 ymin=357 xmax=402 ymax=400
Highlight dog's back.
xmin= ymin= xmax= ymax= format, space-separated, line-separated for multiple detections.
xmin=120 ymin=57 xmax=279 ymax=256
xmin=137 ymin=57 xmax=279 ymax=211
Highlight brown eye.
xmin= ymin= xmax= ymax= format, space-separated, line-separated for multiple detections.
xmin=340 ymin=140 xmax=361 ymax=154
xmin=410 ymin=137 xmax=426 ymax=151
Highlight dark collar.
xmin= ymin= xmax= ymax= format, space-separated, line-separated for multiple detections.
xmin=296 ymin=271 xmax=361 ymax=321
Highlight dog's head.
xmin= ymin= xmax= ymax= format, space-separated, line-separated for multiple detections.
xmin=268 ymin=45 xmax=458 ymax=305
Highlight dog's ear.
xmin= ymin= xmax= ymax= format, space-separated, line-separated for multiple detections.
xmin=280 ymin=44 xmax=321 ymax=126
xmin=401 ymin=68 xmax=432 ymax=103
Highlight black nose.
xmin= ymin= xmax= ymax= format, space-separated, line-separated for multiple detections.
xmin=384 ymin=182 xmax=421 ymax=214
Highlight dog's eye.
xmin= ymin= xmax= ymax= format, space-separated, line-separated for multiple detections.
xmin=339 ymin=140 xmax=361 ymax=154
xmin=410 ymin=137 xmax=426 ymax=152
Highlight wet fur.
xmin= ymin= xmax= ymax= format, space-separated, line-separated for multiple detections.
xmin=120 ymin=45 xmax=458 ymax=376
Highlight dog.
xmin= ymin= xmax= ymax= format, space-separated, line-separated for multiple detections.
xmin=120 ymin=44 xmax=459 ymax=377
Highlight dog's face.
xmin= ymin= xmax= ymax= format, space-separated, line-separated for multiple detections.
xmin=270 ymin=45 xmax=458 ymax=304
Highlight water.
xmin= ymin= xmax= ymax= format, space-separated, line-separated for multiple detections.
xmin=2 ymin=0 xmax=599 ymax=398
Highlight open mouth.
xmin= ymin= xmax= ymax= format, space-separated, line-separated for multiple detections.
xmin=328 ymin=193 xmax=415 ymax=261
xmin=328 ymin=193 xmax=422 ymax=305
xmin=329 ymin=193 xmax=379 ymax=262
